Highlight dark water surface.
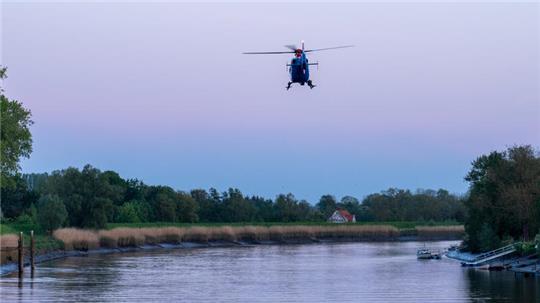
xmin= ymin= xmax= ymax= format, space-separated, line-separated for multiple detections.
xmin=1 ymin=241 xmax=538 ymax=302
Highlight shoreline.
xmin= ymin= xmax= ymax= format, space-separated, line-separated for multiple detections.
xmin=1 ymin=235 xmax=461 ymax=276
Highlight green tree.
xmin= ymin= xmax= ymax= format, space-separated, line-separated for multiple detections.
xmin=274 ymin=193 xmax=300 ymax=222
xmin=176 ymin=192 xmax=199 ymax=222
xmin=464 ymin=145 xmax=540 ymax=251
xmin=149 ymin=187 xmax=177 ymax=222
xmin=0 ymin=175 xmax=39 ymax=218
xmin=339 ymin=196 xmax=361 ymax=216
xmin=118 ymin=202 xmax=141 ymax=223
xmin=317 ymin=195 xmax=337 ymax=218
xmin=0 ymin=67 xmax=33 ymax=189
xmin=477 ymin=223 xmax=501 ymax=252
xmin=37 ymin=194 xmax=68 ymax=233
xmin=222 ymin=188 xmax=255 ymax=222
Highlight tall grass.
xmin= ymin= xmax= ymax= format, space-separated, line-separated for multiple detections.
xmin=53 ymin=228 xmax=100 ymax=250
xmin=52 ymin=225 xmax=407 ymax=249
xmin=0 ymin=234 xmax=20 ymax=264
xmin=0 ymin=234 xmax=18 ymax=248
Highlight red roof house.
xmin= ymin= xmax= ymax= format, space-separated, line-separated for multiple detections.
xmin=328 ymin=209 xmax=356 ymax=223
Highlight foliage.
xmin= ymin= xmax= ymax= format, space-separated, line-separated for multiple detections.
xmin=477 ymin=223 xmax=500 ymax=252
xmin=9 ymin=162 xmax=465 ymax=230
xmin=0 ymin=174 xmax=39 ymax=218
xmin=37 ymin=194 xmax=68 ymax=232
xmin=464 ymin=145 xmax=540 ymax=252
xmin=317 ymin=195 xmax=337 ymax=218
xmin=0 ymin=69 xmax=33 ymax=189
xmin=515 ymin=242 xmax=537 ymax=256
xmin=117 ymin=202 xmax=142 ymax=223
xmin=361 ymin=188 xmax=465 ymax=223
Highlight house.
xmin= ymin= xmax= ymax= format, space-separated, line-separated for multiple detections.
xmin=328 ymin=209 xmax=356 ymax=223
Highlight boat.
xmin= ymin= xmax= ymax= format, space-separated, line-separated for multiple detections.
xmin=417 ymin=248 xmax=433 ymax=259
xmin=417 ymin=247 xmax=442 ymax=260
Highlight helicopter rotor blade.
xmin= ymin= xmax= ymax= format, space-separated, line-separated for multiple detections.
xmin=243 ymin=51 xmax=295 ymax=55
xmin=304 ymin=45 xmax=355 ymax=53
xmin=284 ymin=44 xmax=298 ymax=51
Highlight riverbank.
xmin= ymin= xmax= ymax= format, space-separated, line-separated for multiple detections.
xmin=445 ymin=245 xmax=540 ymax=276
xmin=0 ymin=224 xmax=464 ymax=276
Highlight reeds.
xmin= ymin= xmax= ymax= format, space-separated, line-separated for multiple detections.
xmin=53 ymin=228 xmax=100 ymax=250
xmin=51 ymin=225 xmax=464 ymax=251
xmin=52 ymin=224 xmax=410 ymax=250
xmin=0 ymin=234 xmax=19 ymax=248
xmin=0 ymin=234 xmax=19 ymax=264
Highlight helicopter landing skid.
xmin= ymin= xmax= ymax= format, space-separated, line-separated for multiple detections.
xmin=286 ymin=81 xmax=316 ymax=90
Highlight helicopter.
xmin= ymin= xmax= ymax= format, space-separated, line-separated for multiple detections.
xmin=243 ymin=41 xmax=353 ymax=90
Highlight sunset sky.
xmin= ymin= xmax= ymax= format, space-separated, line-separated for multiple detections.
xmin=2 ymin=1 xmax=539 ymax=202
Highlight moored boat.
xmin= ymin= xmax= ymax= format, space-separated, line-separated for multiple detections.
xmin=417 ymin=248 xmax=433 ymax=259
xmin=417 ymin=247 xmax=442 ymax=260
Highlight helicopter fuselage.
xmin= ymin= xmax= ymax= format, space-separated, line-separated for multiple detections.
xmin=289 ymin=52 xmax=310 ymax=84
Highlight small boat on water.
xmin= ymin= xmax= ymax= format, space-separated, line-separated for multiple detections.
xmin=417 ymin=247 xmax=442 ymax=260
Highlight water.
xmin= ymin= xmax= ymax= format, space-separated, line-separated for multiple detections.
xmin=1 ymin=241 xmax=538 ymax=302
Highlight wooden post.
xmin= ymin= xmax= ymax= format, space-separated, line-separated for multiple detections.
xmin=30 ymin=230 xmax=35 ymax=272
xmin=18 ymin=232 xmax=23 ymax=277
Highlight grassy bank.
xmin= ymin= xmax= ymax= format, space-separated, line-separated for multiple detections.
xmin=51 ymin=225 xmax=404 ymax=250
xmin=0 ymin=223 xmax=63 ymax=264
xmin=0 ymin=222 xmax=464 ymax=264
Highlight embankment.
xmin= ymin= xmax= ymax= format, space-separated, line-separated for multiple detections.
xmin=1 ymin=224 xmax=464 ymax=275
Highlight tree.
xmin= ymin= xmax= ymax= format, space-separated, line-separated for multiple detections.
xmin=118 ymin=202 xmax=141 ymax=223
xmin=148 ymin=187 xmax=177 ymax=222
xmin=222 ymin=188 xmax=255 ymax=222
xmin=176 ymin=192 xmax=199 ymax=222
xmin=0 ymin=175 xmax=39 ymax=218
xmin=317 ymin=195 xmax=337 ymax=218
xmin=274 ymin=193 xmax=300 ymax=222
xmin=37 ymin=194 xmax=68 ymax=233
xmin=82 ymin=197 xmax=113 ymax=228
xmin=0 ymin=67 xmax=33 ymax=189
xmin=477 ymin=223 xmax=501 ymax=252
xmin=339 ymin=196 xmax=361 ymax=216
xmin=464 ymin=145 xmax=540 ymax=251
xmin=192 ymin=188 xmax=224 ymax=222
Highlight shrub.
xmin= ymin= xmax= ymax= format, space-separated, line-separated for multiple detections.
xmin=37 ymin=194 xmax=68 ymax=233
xmin=118 ymin=203 xmax=141 ymax=223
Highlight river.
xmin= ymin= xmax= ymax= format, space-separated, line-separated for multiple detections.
xmin=1 ymin=241 xmax=538 ymax=302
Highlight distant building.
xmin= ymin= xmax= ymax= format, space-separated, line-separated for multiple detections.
xmin=328 ymin=209 xmax=356 ymax=223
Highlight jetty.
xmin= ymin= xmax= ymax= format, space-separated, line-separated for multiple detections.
xmin=459 ymin=243 xmax=518 ymax=267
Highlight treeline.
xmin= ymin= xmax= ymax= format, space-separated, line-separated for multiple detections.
xmin=463 ymin=145 xmax=540 ymax=252
xmin=0 ymin=165 xmax=465 ymax=231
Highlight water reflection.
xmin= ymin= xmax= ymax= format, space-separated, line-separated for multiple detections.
xmin=465 ymin=269 xmax=539 ymax=302
xmin=1 ymin=241 xmax=538 ymax=302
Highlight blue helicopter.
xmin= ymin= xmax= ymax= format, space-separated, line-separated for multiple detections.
xmin=243 ymin=41 xmax=353 ymax=90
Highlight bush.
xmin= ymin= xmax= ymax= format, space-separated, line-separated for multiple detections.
xmin=15 ymin=213 xmax=34 ymax=225
xmin=37 ymin=194 xmax=68 ymax=233
xmin=515 ymin=242 xmax=536 ymax=256
xmin=478 ymin=223 xmax=500 ymax=252
xmin=118 ymin=203 xmax=141 ymax=223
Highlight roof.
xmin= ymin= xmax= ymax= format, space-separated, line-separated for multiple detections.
xmin=337 ymin=209 xmax=354 ymax=222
